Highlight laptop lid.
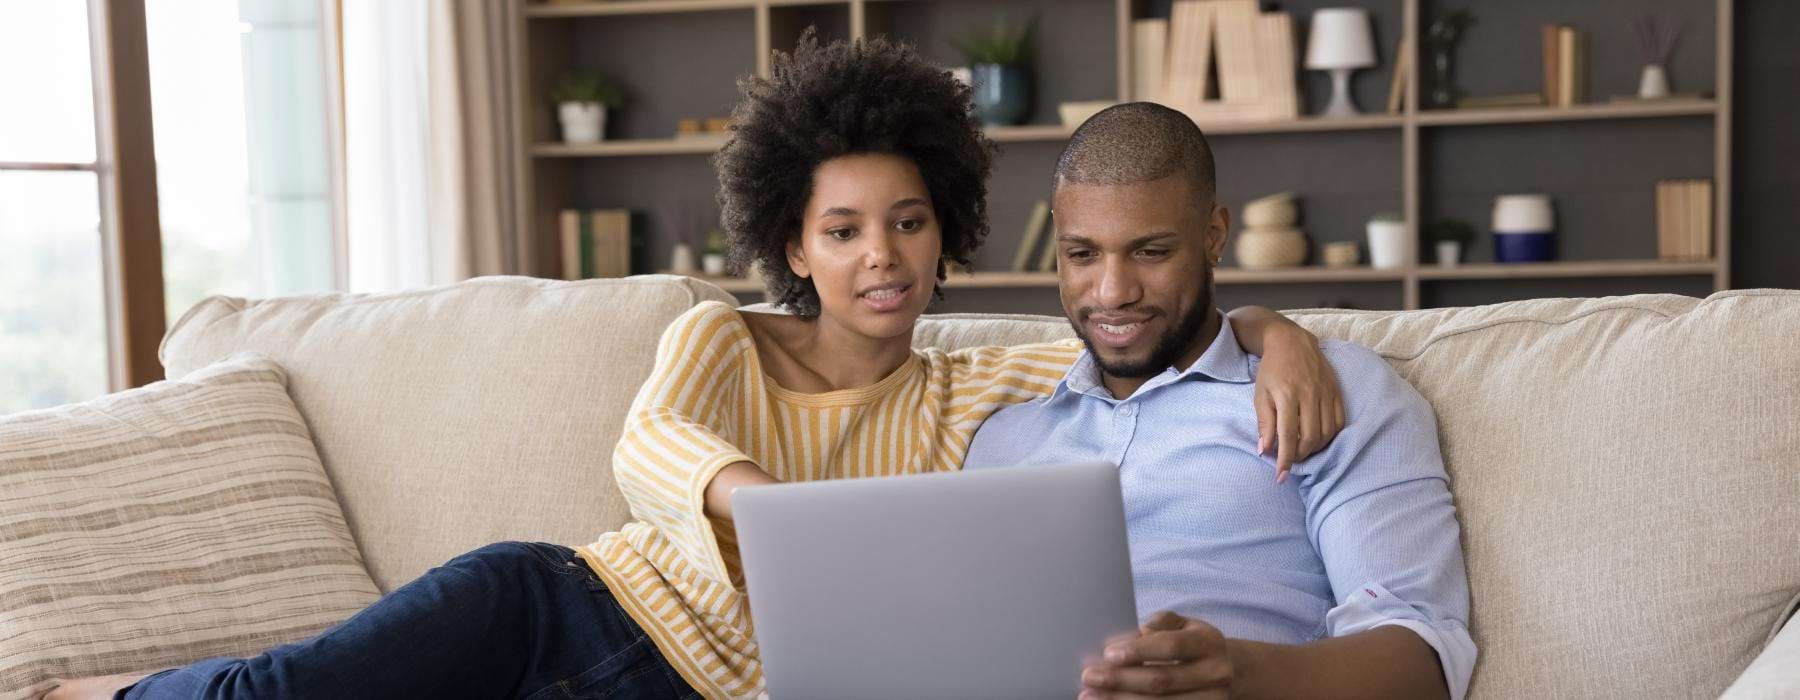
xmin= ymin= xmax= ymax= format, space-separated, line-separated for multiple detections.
xmin=734 ymin=462 xmax=1138 ymax=700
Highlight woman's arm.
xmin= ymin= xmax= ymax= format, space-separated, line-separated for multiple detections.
xmin=1226 ymin=306 xmax=1345 ymax=482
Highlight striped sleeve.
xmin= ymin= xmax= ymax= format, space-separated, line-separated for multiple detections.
xmin=611 ymin=302 xmax=757 ymax=586
xmin=940 ymin=340 xmax=1082 ymax=431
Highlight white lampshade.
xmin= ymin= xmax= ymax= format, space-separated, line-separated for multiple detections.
xmin=1305 ymin=8 xmax=1376 ymax=70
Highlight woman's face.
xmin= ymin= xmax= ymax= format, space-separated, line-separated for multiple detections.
xmin=788 ymin=153 xmax=943 ymax=341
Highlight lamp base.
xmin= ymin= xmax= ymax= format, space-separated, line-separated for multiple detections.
xmin=1320 ymin=68 xmax=1362 ymax=118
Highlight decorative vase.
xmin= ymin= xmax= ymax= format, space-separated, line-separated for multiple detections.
xmin=1235 ymin=228 xmax=1309 ymax=269
xmin=1436 ymin=240 xmax=1462 ymax=268
xmin=558 ymin=102 xmax=606 ymax=144
xmin=1323 ymin=242 xmax=1360 ymax=268
xmin=1491 ymin=195 xmax=1555 ymax=263
xmin=971 ymin=63 xmax=1032 ymax=126
xmin=702 ymin=253 xmax=727 ymax=276
xmin=670 ymin=243 xmax=697 ymax=276
xmin=1242 ymin=192 xmax=1299 ymax=228
xmin=1366 ymin=219 xmax=1407 ymax=269
xmin=1637 ymin=64 xmax=1671 ymax=99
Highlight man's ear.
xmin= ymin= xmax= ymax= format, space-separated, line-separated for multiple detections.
xmin=786 ymin=234 xmax=810 ymax=279
xmin=1206 ymin=205 xmax=1231 ymax=265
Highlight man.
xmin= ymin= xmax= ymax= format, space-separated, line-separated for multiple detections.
xmin=963 ymin=103 xmax=1475 ymax=700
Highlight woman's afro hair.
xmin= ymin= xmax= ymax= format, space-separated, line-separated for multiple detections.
xmin=714 ymin=29 xmax=995 ymax=316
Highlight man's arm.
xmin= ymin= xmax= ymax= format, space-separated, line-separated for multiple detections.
xmin=1080 ymin=613 xmax=1446 ymax=700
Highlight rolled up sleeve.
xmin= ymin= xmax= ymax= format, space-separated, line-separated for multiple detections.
xmin=1300 ymin=347 xmax=1477 ymax=700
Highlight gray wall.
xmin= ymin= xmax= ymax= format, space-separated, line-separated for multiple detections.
xmin=1732 ymin=0 xmax=1799 ymax=290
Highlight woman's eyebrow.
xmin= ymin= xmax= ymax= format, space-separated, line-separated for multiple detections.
xmin=888 ymin=198 xmax=929 ymax=211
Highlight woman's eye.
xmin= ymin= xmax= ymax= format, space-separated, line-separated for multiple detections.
xmin=828 ymin=228 xmax=855 ymax=241
xmin=896 ymin=218 xmax=922 ymax=232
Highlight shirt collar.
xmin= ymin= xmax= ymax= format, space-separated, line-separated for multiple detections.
xmin=1055 ymin=309 xmax=1254 ymax=401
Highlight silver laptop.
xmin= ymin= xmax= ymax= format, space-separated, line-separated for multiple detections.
xmin=733 ymin=462 xmax=1138 ymax=700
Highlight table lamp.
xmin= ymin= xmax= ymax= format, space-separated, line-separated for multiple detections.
xmin=1305 ymin=8 xmax=1377 ymax=117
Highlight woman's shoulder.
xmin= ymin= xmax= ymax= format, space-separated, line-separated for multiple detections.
xmin=655 ymin=301 xmax=757 ymax=367
xmin=922 ymin=339 xmax=1085 ymax=376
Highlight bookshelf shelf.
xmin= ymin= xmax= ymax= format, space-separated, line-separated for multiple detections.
xmin=515 ymin=0 xmax=1733 ymax=312
xmin=1416 ymin=259 xmax=1716 ymax=281
xmin=532 ymin=137 xmax=726 ymax=158
xmin=535 ymin=115 xmax=1409 ymax=159
xmin=1415 ymin=100 xmax=1717 ymax=128
xmin=526 ymin=1 xmax=759 ymax=19
xmin=674 ymin=266 xmax=1412 ymax=294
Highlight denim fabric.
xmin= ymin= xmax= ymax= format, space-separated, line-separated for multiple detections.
xmin=120 ymin=542 xmax=697 ymax=699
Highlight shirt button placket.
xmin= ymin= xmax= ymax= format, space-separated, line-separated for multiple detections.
xmin=1113 ymin=402 xmax=1138 ymax=465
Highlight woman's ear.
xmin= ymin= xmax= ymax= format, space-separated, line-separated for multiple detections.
xmin=786 ymin=234 xmax=810 ymax=279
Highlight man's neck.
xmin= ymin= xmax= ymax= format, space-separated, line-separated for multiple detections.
xmin=1099 ymin=308 xmax=1222 ymax=400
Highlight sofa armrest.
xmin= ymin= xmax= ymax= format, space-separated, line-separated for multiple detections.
xmin=1719 ymin=615 xmax=1800 ymax=698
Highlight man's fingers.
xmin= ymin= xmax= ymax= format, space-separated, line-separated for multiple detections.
xmin=1081 ymin=689 xmax=1229 ymax=700
xmin=1253 ymin=389 xmax=1275 ymax=456
xmin=1107 ymin=628 xmax=1221 ymax=665
xmin=1141 ymin=611 xmax=1185 ymax=632
xmin=1083 ymin=660 xmax=1231 ymax=695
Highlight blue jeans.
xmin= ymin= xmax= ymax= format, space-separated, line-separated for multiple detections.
xmin=120 ymin=542 xmax=698 ymax=699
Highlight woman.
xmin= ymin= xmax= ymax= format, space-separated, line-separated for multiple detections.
xmin=52 ymin=33 xmax=1341 ymax=700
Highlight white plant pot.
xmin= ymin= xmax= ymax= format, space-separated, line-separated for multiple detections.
xmin=1436 ymin=240 xmax=1462 ymax=268
xmin=1366 ymin=220 xmax=1407 ymax=269
xmin=559 ymin=102 xmax=606 ymax=144
xmin=701 ymin=253 xmax=727 ymax=276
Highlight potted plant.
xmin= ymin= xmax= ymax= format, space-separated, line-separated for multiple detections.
xmin=1427 ymin=219 xmax=1475 ymax=268
xmin=702 ymin=228 xmax=729 ymax=277
xmin=951 ymin=14 xmax=1039 ymax=126
xmin=550 ymin=71 xmax=622 ymax=144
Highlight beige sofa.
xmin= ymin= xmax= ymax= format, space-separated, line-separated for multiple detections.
xmin=136 ymin=275 xmax=1800 ymax=697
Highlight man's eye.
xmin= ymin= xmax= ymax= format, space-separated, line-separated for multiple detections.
xmin=1066 ymin=249 xmax=1095 ymax=262
xmin=1137 ymin=249 xmax=1170 ymax=259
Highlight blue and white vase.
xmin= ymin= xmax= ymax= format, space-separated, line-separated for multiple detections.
xmin=1492 ymin=195 xmax=1556 ymax=263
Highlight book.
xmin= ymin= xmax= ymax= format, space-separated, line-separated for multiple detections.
xmin=1132 ymin=19 xmax=1168 ymax=103
xmin=1253 ymin=12 xmax=1298 ymax=121
xmin=1212 ymin=0 xmax=1262 ymax=105
xmin=1163 ymin=1 xmax=1215 ymax=108
xmin=1542 ymin=25 xmax=1561 ymax=106
xmin=589 ymin=209 xmax=632 ymax=278
xmin=579 ymin=211 xmax=596 ymax=278
xmin=1011 ymin=200 xmax=1052 ymax=272
xmin=1036 ymin=208 xmax=1060 ymax=271
xmin=1386 ymin=36 xmax=1409 ymax=115
xmin=1692 ymin=179 xmax=1713 ymax=259
xmin=559 ymin=210 xmax=582 ymax=280
xmin=1556 ymin=26 xmax=1586 ymax=107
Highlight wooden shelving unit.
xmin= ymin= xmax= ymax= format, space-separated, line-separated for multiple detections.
xmin=511 ymin=0 xmax=1733 ymax=312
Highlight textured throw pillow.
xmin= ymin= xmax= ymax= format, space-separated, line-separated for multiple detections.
xmin=0 ymin=353 xmax=381 ymax=700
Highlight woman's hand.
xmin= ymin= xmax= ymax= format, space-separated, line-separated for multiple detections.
xmin=1226 ymin=307 xmax=1346 ymax=482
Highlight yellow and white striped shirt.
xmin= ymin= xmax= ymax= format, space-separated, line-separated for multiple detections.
xmin=578 ymin=301 xmax=1081 ymax=698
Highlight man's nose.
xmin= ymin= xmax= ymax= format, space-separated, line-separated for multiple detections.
xmin=1095 ymin=256 xmax=1141 ymax=309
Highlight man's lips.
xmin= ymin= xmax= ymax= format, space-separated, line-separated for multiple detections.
xmin=1085 ymin=314 xmax=1156 ymax=347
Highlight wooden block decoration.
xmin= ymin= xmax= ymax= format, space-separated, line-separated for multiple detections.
xmin=1157 ymin=2 xmax=1298 ymax=125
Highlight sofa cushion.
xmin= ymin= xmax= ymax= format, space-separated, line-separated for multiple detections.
xmin=0 ymin=354 xmax=380 ymax=700
xmin=913 ymin=290 xmax=1800 ymax=698
xmin=159 ymin=275 xmax=738 ymax=591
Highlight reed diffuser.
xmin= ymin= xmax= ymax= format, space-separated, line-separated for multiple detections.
xmin=1632 ymin=15 xmax=1679 ymax=100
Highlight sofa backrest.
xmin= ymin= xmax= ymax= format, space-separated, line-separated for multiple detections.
xmin=160 ymin=275 xmax=736 ymax=591
xmin=164 ymin=276 xmax=1800 ymax=698
xmin=915 ymin=290 xmax=1800 ymax=699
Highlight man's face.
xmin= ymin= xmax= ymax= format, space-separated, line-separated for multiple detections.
xmin=1051 ymin=174 xmax=1230 ymax=378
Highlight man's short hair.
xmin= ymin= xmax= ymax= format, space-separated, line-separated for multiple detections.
xmin=1052 ymin=102 xmax=1216 ymax=203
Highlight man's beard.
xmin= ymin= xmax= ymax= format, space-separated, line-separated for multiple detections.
xmin=1070 ymin=269 xmax=1215 ymax=379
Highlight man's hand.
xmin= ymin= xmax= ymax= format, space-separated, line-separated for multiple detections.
xmin=1079 ymin=611 xmax=1235 ymax=699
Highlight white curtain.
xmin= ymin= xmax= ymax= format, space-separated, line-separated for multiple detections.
xmin=340 ymin=0 xmax=523 ymax=293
